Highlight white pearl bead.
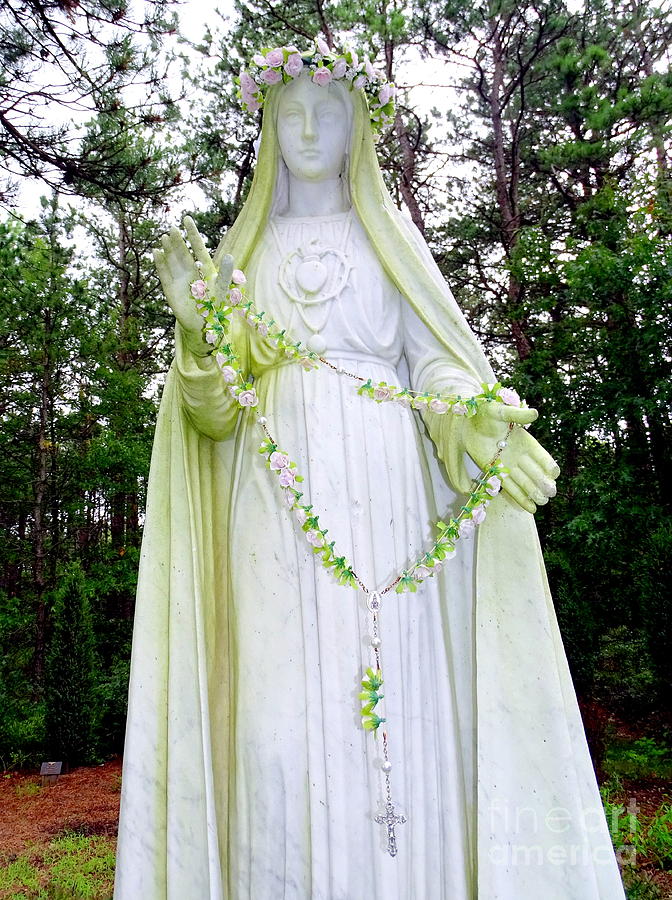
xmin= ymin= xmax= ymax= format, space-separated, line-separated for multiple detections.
xmin=381 ymin=760 xmax=392 ymax=773
xmin=257 ymin=416 xmax=267 ymax=425
xmin=497 ymin=440 xmax=508 ymax=449
xmin=370 ymin=636 xmax=382 ymax=649
xmin=306 ymin=333 xmax=327 ymax=354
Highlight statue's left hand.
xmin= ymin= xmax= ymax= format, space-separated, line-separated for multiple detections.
xmin=463 ymin=403 xmax=560 ymax=514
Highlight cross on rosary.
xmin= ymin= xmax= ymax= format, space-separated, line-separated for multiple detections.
xmin=375 ymin=800 xmax=407 ymax=857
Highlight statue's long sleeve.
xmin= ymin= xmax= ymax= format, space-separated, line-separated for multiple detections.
xmin=402 ymin=300 xmax=482 ymax=493
xmin=174 ymin=324 xmax=240 ymax=441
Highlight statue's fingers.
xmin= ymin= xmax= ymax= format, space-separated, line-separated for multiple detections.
xmin=167 ymin=226 xmax=197 ymax=273
xmin=509 ymin=465 xmax=550 ymax=506
xmin=160 ymin=234 xmax=184 ymax=281
xmin=501 ymin=475 xmax=537 ymax=514
xmin=153 ymin=248 xmax=169 ymax=284
xmin=492 ymin=404 xmax=538 ymax=426
xmin=183 ymin=216 xmax=214 ymax=272
xmin=527 ymin=439 xmax=560 ymax=480
xmin=519 ymin=457 xmax=557 ymax=498
xmin=217 ymin=253 xmax=234 ymax=288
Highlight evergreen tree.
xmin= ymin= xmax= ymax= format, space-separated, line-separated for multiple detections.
xmin=44 ymin=561 xmax=96 ymax=765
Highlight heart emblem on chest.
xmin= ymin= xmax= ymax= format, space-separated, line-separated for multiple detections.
xmin=279 ymin=239 xmax=351 ymax=307
xmin=295 ymin=257 xmax=329 ymax=295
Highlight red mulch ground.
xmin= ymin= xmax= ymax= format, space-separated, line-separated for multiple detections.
xmin=0 ymin=758 xmax=121 ymax=858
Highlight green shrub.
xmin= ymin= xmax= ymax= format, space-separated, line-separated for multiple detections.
xmin=605 ymin=736 xmax=672 ymax=781
xmin=44 ymin=564 xmax=97 ymax=766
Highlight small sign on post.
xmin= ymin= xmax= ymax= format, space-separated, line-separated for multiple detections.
xmin=40 ymin=761 xmax=62 ymax=786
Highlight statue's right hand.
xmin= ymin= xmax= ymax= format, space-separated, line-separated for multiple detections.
xmin=153 ymin=216 xmax=233 ymax=353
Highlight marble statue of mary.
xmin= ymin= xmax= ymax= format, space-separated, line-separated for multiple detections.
xmin=114 ymin=58 xmax=626 ymax=900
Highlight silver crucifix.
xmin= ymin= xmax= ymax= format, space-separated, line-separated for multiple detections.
xmin=375 ymin=800 xmax=407 ymax=857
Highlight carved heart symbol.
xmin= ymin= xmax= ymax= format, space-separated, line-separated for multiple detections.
xmin=296 ymin=257 xmax=329 ymax=295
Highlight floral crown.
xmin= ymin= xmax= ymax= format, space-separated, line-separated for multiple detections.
xmin=237 ymin=36 xmax=397 ymax=133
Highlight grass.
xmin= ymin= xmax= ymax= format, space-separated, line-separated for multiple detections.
xmin=13 ymin=783 xmax=40 ymax=800
xmin=0 ymin=833 xmax=115 ymax=900
xmin=605 ymin=735 xmax=672 ymax=781
xmin=600 ymin=733 xmax=672 ymax=898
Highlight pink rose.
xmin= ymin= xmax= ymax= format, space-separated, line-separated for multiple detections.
xmin=237 ymin=388 xmax=258 ymax=407
xmin=332 ymin=58 xmax=347 ymax=79
xmin=364 ymin=58 xmax=375 ymax=78
xmin=379 ymin=82 xmax=395 ymax=105
xmin=312 ymin=67 xmax=333 ymax=87
xmin=373 ymin=385 xmax=391 ymax=402
xmin=498 ymin=387 xmax=521 ymax=406
xmin=432 ymin=560 xmax=444 ymax=572
xmin=486 ymin=476 xmax=502 ymax=496
xmin=269 ymin=451 xmax=290 ymax=471
xmin=232 ymin=269 xmax=247 ymax=285
xmin=295 ymin=507 xmax=308 ymax=526
xmin=245 ymin=97 xmax=261 ymax=113
xmin=261 ymin=68 xmax=282 ymax=85
xmin=205 ymin=330 xmax=217 ymax=344
xmin=284 ymin=54 xmax=303 ymax=77
xmin=283 ymin=488 xmax=296 ymax=507
xmin=349 ymin=49 xmax=359 ymax=69
xmin=219 ymin=365 xmax=237 ymax=383
xmin=316 ymin=36 xmax=330 ymax=56
xmin=459 ymin=518 xmax=475 ymax=538
xmin=252 ymin=54 xmax=266 ymax=66
xmin=257 ymin=323 xmax=269 ymax=337
xmin=265 ymin=49 xmax=284 ymax=67
xmin=414 ymin=565 xmax=431 ymax=580
xmin=306 ymin=529 xmax=324 ymax=547
xmin=429 ymin=399 xmax=449 ymax=414
xmin=353 ymin=74 xmax=367 ymax=90
xmin=228 ymin=287 xmax=242 ymax=305
xmin=278 ymin=467 xmax=296 ymax=488
xmin=240 ymin=71 xmax=258 ymax=94
xmin=452 ymin=402 xmax=468 ymax=416
xmin=190 ymin=279 xmax=207 ymax=299
xmin=471 ymin=505 xmax=487 ymax=525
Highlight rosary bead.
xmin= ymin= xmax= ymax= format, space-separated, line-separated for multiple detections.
xmin=381 ymin=760 xmax=393 ymax=773
xmin=497 ymin=440 xmax=508 ymax=449
xmin=257 ymin=416 xmax=267 ymax=426
xmin=371 ymin=636 xmax=382 ymax=649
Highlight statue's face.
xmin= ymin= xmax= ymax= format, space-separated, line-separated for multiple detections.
xmin=276 ymin=75 xmax=349 ymax=182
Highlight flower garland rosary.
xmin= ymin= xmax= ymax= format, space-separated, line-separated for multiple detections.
xmin=190 ymin=268 xmax=523 ymax=856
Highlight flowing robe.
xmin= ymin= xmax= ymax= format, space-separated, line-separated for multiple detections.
xmin=114 ymin=207 xmax=626 ymax=899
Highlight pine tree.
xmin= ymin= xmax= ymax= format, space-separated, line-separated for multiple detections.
xmin=44 ymin=562 xmax=96 ymax=766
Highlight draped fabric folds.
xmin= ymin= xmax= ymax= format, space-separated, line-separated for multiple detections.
xmin=114 ymin=83 xmax=625 ymax=899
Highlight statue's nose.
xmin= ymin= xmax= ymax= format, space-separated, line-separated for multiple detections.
xmin=302 ymin=111 xmax=317 ymax=142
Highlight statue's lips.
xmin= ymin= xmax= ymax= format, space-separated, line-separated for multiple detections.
xmin=300 ymin=149 xmax=320 ymax=158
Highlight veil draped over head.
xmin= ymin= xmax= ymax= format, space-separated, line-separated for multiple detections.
xmin=114 ymin=81 xmax=625 ymax=899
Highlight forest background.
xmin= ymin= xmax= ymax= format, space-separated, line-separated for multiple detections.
xmin=0 ymin=0 xmax=671 ymax=887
